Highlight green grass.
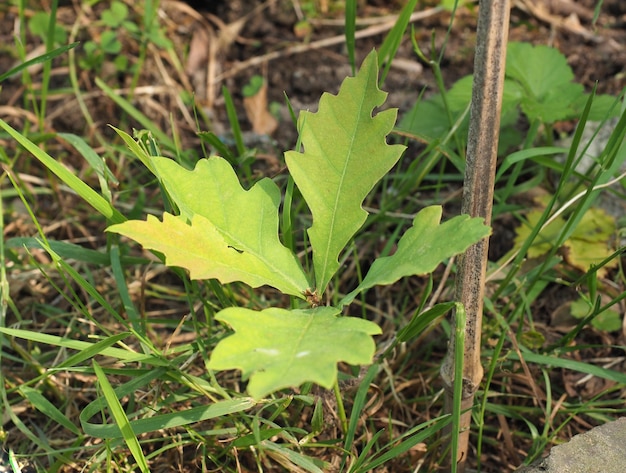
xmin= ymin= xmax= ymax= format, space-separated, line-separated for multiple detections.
xmin=1 ymin=0 xmax=625 ymax=472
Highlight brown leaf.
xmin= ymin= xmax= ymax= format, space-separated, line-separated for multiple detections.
xmin=243 ymin=84 xmax=278 ymax=135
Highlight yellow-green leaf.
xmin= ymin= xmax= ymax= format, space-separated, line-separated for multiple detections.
xmin=209 ymin=306 xmax=381 ymax=399
xmin=108 ymin=157 xmax=309 ymax=297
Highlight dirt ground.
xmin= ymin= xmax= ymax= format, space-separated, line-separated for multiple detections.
xmin=189 ymin=0 xmax=626 ymax=153
xmin=1 ymin=0 xmax=626 ymax=472
xmin=3 ymin=0 xmax=625 ymax=154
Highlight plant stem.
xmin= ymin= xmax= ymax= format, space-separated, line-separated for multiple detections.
xmin=333 ymin=380 xmax=348 ymax=434
xmin=440 ymin=0 xmax=511 ymax=471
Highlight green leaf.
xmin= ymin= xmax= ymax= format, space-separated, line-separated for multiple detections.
xmin=285 ymin=50 xmax=405 ymax=293
xmin=575 ymin=93 xmax=623 ymax=121
xmin=100 ymin=30 xmax=122 ymax=55
xmin=448 ymin=76 xmax=523 ymax=128
xmin=102 ymin=1 xmax=129 ymax=28
xmin=0 ymin=119 xmax=125 ymax=224
xmin=209 ymin=306 xmax=381 ymax=399
xmin=399 ymin=76 xmax=523 ymax=153
xmin=0 ymin=42 xmax=79 ymax=83
xmin=399 ymin=94 xmax=452 ymax=139
xmin=108 ymin=157 xmax=309 ymax=297
xmin=20 ymin=386 xmax=81 ymax=435
xmin=93 ymin=361 xmax=150 ymax=473
xmin=242 ymin=75 xmax=264 ymax=97
xmin=28 ymin=12 xmax=67 ymax=44
xmin=341 ymin=206 xmax=490 ymax=305
xmin=506 ymin=42 xmax=584 ymax=123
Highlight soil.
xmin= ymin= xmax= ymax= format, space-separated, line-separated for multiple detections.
xmin=0 ymin=0 xmax=625 ymax=472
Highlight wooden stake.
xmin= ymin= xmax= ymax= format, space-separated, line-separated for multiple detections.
xmin=440 ymin=0 xmax=510 ymax=471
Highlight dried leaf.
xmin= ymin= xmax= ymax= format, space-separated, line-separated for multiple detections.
xmin=243 ymin=83 xmax=278 ymax=135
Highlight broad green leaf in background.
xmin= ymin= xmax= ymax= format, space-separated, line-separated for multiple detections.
xmin=399 ymin=76 xmax=523 ymax=153
xmin=447 ymin=75 xmax=523 ymax=129
xmin=506 ymin=42 xmax=584 ymax=123
xmin=400 ymin=42 xmax=618 ymax=143
xmin=108 ymin=156 xmax=309 ymax=297
xmin=285 ymin=50 xmax=406 ymax=294
xmin=209 ymin=306 xmax=381 ymax=399
xmin=28 ymin=11 xmax=67 ymax=44
xmin=341 ymin=206 xmax=490 ymax=305
xmin=398 ymin=94 xmax=452 ymax=140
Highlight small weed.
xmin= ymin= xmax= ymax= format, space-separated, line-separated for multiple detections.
xmin=107 ymin=51 xmax=490 ymax=401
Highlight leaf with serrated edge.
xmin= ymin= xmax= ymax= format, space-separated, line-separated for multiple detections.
xmin=285 ymin=50 xmax=405 ymax=293
xmin=209 ymin=306 xmax=381 ymax=399
xmin=341 ymin=206 xmax=491 ymax=305
xmin=108 ymin=157 xmax=309 ymax=297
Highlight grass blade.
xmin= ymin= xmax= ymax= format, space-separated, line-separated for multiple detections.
xmin=93 ymin=360 xmax=150 ymax=473
xmin=450 ymin=302 xmax=466 ymax=473
xmin=222 ymin=85 xmax=246 ymax=157
xmin=377 ymin=0 xmax=419 ymax=85
xmin=0 ymin=119 xmax=125 ymax=223
xmin=342 ymin=364 xmax=378 ymax=469
xmin=5 ymin=237 xmax=146 ymax=266
xmin=345 ymin=0 xmax=357 ymax=74
xmin=81 ymin=366 xmax=256 ymax=438
xmin=509 ymin=350 xmax=626 ymax=384
xmin=58 ymin=132 xmax=119 ymax=198
xmin=357 ymin=416 xmax=452 ymax=472
xmin=20 ymin=386 xmax=82 ymax=435
xmin=0 ymin=42 xmax=79 ymax=82
xmin=0 ymin=327 xmax=163 ymax=365
xmin=95 ymin=77 xmax=175 ymax=152
xmin=56 ymin=332 xmax=132 ymax=369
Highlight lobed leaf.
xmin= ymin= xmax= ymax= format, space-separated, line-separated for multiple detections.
xmin=341 ymin=206 xmax=491 ymax=305
xmin=209 ymin=306 xmax=381 ymax=399
xmin=506 ymin=42 xmax=584 ymax=123
xmin=108 ymin=156 xmax=309 ymax=297
xmin=285 ymin=50 xmax=406 ymax=293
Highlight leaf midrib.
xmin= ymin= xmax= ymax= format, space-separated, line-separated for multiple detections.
xmin=318 ymin=82 xmax=369 ymax=291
